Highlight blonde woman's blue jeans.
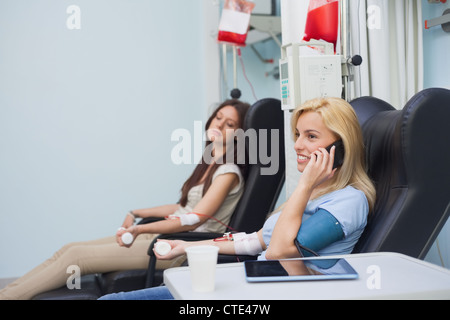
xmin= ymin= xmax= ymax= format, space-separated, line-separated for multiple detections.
xmin=98 ymin=285 xmax=174 ymax=300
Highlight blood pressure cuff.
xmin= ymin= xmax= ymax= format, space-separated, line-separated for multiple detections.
xmin=296 ymin=209 xmax=344 ymax=257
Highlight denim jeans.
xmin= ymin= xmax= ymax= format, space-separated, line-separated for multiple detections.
xmin=98 ymin=285 xmax=174 ymax=300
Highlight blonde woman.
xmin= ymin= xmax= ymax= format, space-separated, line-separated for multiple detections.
xmin=99 ymin=97 xmax=376 ymax=300
xmin=265 ymin=96 xmax=376 ymax=259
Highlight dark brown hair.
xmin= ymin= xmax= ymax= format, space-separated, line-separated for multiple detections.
xmin=178 ymin=99 xmax=250 ymax=207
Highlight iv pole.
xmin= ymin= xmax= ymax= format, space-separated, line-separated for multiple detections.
xmin=340 ymin=0 xmax=362 ymax=102
xmin=222 ymin=43 xmax=242 ymax=100
xmin=341 ymin=0 xmax=350 ymax=101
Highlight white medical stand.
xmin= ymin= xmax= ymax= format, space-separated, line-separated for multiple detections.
xmin=279 ymin=41 xmax=343 ymax=198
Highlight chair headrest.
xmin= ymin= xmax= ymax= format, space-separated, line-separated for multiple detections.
xmin=351 ymin=88 xmax=450 ymax=257
xmin=244 ymin=98 xmax=285 ymax=132
xmin=229 ymin=98 xmax=286 ymax=233
xmin=351 ymin=96 xmax=396 ymax=127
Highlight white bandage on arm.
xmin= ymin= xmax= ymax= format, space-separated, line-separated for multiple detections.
xmin=233 ymin=232 xmax=263 ymax=256
xmin=178 ymin=213 xmax=201 ymax=226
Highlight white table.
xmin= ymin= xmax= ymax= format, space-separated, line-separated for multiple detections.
xmin=164 ymin=252 xmax=450 ymax=300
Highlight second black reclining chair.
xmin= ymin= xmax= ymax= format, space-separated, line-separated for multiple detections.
xmin=143 ymin=98 xmax=287 ymax=287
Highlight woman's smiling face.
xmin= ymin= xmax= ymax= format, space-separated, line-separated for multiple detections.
xmin=294 ymin=111 xmax=338 ymax=172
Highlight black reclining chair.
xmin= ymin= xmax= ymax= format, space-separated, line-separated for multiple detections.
xmin=144 ymin=98 xmax=286 ymax=286
xmin=350 ymin=88 xmax=450 ymax=258
xmin=32 ymin=98 xmax=286 ymax=299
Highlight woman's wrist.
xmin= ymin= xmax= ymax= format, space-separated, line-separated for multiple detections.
xmin=293 ymin=182 xmax=314 ymax=199
xmin=133 ymin=224 xmax=143 ymax=236
xmin=128 ymin=210 xmax=138 ymax=220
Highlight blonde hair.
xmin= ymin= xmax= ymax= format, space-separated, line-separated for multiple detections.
xmin=291 ymin=97 xmax=376 ymax=212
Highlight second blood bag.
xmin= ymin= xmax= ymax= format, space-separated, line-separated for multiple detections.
xmin=218 ymin=0 xmax=255 ymax=46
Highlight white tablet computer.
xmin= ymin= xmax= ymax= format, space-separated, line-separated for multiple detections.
xmin=244 ymin=257 xmax=358 ymax=283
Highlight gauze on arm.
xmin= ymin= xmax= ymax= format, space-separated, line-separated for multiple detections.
xmin=178 ymin=213 xmax=201 ymax=226
xmin=233 ymin=232 xmax=263 ymax=256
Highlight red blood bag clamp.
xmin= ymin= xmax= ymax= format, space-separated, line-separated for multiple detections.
xmin=218 ymin=0 xmax=255 ymax=47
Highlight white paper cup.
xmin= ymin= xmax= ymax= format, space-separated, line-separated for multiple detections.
xmin=185 ymin=245 xmax=219 ymax=293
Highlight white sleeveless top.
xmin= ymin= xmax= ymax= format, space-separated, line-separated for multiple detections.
xmin=171 ymin=164 xmax=244 ymax=233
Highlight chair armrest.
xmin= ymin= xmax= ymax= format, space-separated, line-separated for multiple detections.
xmin=138 ymin=217 xmax=165 ymax=225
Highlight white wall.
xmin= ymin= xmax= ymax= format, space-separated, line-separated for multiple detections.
xmin=0 ymin=0 xmax=218 ymax=278
xmin=422 ymin=0 xmax=450 ymax=90
xmin=422 ymin=0 xmax=450 ymax=268
xmin=222 ymin=39 xmax=282 ymax=105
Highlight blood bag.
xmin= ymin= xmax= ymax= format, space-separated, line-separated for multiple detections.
xmin=303 ymin=0 xmax=339 ymax=52
xmin=218 ymin=0 xmax=255 ymax=46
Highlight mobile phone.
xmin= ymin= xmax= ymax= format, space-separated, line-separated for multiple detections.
xmin=325 ymin=140 xmax=345 ymax=169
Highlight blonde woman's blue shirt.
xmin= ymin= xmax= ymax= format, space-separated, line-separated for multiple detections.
xmin=260 ymin=186 xmax=369 ymax=259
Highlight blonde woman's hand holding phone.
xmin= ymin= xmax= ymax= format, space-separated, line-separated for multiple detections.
xmin=299 ymin=145 xmax=337 ymax=192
